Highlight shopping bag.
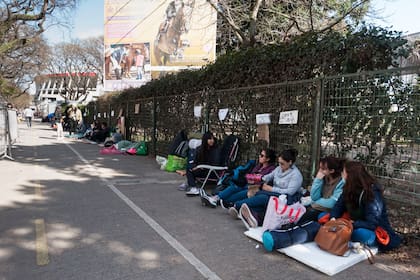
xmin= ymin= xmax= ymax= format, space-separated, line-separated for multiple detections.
xmin=262 ymin=196 xmax=306 ymax=231
xmin=136 ymin=141 xmax=148 ymax=155
xmin=165 ymin=155 xmax=187 ymax=172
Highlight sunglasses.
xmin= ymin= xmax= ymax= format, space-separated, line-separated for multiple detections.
xmin=259 ymin=154 xmax=266 ymax=158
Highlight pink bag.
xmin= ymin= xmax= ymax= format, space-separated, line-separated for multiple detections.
xmin=126 ymin=147 xmax=137 ymax=155
xmin=245 ymin=174 xmax=262 ymax=184
xmin=100 ymin=145 xmax=123 ymax=155
xmin=262 ymin=196 xmax=306 ymax=231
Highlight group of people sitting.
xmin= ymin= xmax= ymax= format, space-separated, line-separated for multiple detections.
xmin=175 ymin=131 xmax=401 ymax=253
xmin=78 ymin=121 xmax=115 ymax=143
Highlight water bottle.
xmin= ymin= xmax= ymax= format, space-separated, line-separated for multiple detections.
xmin=279 ymin=194 xmax=287 ymax=204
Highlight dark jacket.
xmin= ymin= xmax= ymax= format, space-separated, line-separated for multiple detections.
xmin=195 ymin=145 xmax=220 ymax=166
xmin=331 ymin=183 xmax=401 ymax=251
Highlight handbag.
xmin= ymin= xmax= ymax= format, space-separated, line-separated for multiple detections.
xmin=262 ymin=196 xmax=307 ymax=231
xmin=315 ymin=218 xmax=353 ymax=256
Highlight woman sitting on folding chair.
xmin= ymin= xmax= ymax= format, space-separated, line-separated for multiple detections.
xmin=180 ymin=132 xmax=220 ymax=196
xmin=201 ymin=148 xmax=277 ymax=207
xmin=229 ymin=148 xmax=303 ymax=228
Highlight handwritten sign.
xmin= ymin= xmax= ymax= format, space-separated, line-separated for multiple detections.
xmin=279 ymin=110 xmax=298 ymax=124
xmin=256 ymin=113 xmax=271 ymax=125
xmin=194 ymin=106 xmax=203 ymax=118
xmin=218 ymin=108 xmax=229 ymax=121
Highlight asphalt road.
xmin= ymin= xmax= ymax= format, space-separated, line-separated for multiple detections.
xmin=0 ymin=120 xmax=416 ymax=280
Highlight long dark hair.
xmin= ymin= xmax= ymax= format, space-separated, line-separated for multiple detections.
xmin=263 ymin=148 xmax=276 ymax=165
xmin=197 ymin=131 xmax=216 ymax=162
xmin=279 ymin=148 xmax=298 ymax=163
xmin=343 ymin=161 xmax=376 ymax=208
xmin=320 ymin=156 xmax=346 ymax=179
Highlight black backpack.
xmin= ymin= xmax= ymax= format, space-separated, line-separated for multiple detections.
xmin=168 ymin=130 xmax=188 ymax=156
xmin=219 ymin=135 xmax=239 ymax=168
xmin=173 ymin=140 xmax=189 ymax=158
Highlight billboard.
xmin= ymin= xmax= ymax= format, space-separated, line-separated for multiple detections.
xmin=104 ymin=0 xmax=217 ymax=91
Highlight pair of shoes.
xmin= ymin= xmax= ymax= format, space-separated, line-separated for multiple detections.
xmin=200 ymin=190 xmax=217 ymax=208
xmin=239 ymin=204 xmax=258 ymax=229
xmin=228 ymin=207 xmax=240 ymax=219
xmin=186 ymin=187 xmax=200 ymax=196
xmin=178 ymin=182 xmax=188 ymax=191
xmin=219 ymin=199 xmax=233 ymax=210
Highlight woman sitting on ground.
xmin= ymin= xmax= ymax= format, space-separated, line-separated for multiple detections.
xmin=229 ymin=148 xmax=303 ymax=229
xmin=203 ymin=148 xmax=277 ymax=207
xmin=330 ymin=161 xmax=401 ymax=251
xmin=298 ymin=156 xmax=346 ymax=224
xmin=178 ymin=131 xmax=220 ymax=196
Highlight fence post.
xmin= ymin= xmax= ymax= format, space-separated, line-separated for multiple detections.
xmin=203 ymin=90 xmax=210 ymax=133
xmin=310 ymin=78 xmax=325 ymax=177
xmin=152 ymin=95 xmax=157 ymax=156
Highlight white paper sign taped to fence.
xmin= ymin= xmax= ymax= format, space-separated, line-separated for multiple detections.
xmin=279 ymin=110 xmax=298 ymax=124
xmin=218 ymin=108 xmax=229 ymax=121
xmin=194 ymin=106 xmax=203 ymax=118
xmin=256 ymin=114 xmax=271 ymax=125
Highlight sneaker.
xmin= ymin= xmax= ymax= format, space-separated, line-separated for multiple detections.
xmin=239 ymin=204 xmax=258 ymax=228
xmin=200 ymin=193 xmax=217 ymax=208
xmin=185 ymin=187 xmax=200 ymax=196
xmin=228 ymin=207 xmax=240 ymax=219
xmin=178 ymin=182 xmax=188 ymax=191
xmin=208 ymin=195 xmax=219 ymax=205
xmin=220 ymin=199 xmax=233 ymax=210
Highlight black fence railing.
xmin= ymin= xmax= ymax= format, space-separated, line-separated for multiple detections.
xmin=86 ymin=66 xmax=420 ymax=206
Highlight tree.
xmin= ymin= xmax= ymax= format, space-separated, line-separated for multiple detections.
xmin=210 ymin=0 xmax=371 ymax=50
xmin=45 ymin=36 xmax=104 ymax=101
xmin=0 ymin=0 xmax=78 ymax=97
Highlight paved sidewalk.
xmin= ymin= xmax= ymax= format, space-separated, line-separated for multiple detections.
xmin=0 ymin=120 xmax=417 ymax=280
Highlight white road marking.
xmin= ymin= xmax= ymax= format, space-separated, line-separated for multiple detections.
xmin=66 ymin=143 xmax=222 ymax=280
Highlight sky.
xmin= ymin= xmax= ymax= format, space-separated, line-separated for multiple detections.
xmin=43 ymin=0 xmax=420 ymax=44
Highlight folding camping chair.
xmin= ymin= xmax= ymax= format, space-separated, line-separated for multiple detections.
xmin=195 ymin=134 xmax=239 ymax=192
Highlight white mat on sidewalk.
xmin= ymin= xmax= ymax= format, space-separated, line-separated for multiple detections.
xmin=244 ymin=227 xmax=377 ymax=276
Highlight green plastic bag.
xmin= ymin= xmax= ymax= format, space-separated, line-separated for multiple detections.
xmin=165 ymin=155 xmax=187 ymax=172
xmin=136 ymin=141 xmax=148 ymax=155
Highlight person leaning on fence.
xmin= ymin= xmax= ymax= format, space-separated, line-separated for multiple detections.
xmin=298 ymin=156 xmax=346 ymax=224
xmin=228 ymin=148 xmax=303 ymax=228
xmin=203 ymin=148 xmax=277 ymax=208
xmin=179 ymin=131 xmax=220 ymax=196
xmin=329 ymin=161 xmax=401 ymax=251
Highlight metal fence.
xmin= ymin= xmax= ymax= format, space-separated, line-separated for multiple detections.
xmin=86 ymin=66 xmax=420 ymax=205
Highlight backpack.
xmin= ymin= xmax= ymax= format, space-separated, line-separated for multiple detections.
xmin=212 ymin=160 xmax=256 ymax=194
xmin=168 ymin=130 xmax=188 ymax=155
xmin=219 ymin=135 xmax=239 ymax=168
xmin=173 ymin=140 xmax=189 ymax=158
xmin=231 ymin=160 xmax=256 ymax=187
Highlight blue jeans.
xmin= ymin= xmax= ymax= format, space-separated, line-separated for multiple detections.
xmin=218 ymin=185 xmax=247 ymax=202
xmin=234 ymin=192 xmax=274 ymax=213
xmin=352 ymin=228 xmax=377 ymax=246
